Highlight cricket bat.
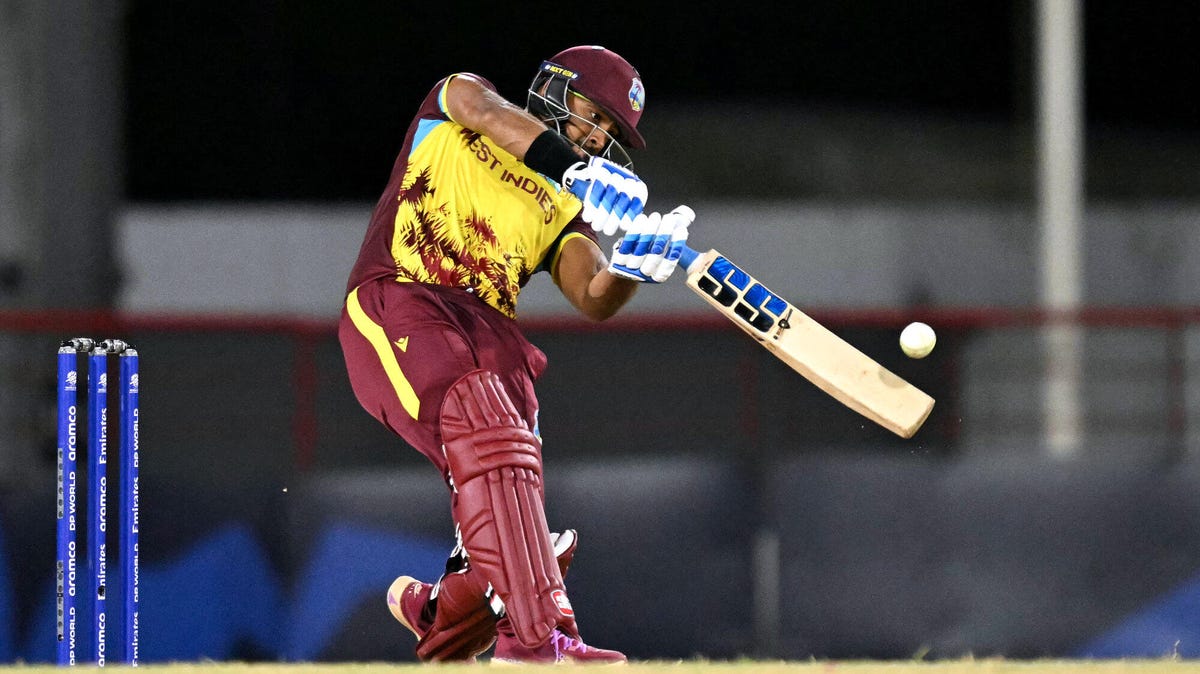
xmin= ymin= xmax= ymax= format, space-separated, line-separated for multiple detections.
xmin=678 ymin=245 xmax=935 ymax=438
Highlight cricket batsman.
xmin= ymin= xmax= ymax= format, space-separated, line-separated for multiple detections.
xmin=337 ymin=45 xmax=693 ymax=663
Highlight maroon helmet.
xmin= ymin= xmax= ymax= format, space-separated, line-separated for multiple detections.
xmin=527 ymin=45 xmax=646 ymax=167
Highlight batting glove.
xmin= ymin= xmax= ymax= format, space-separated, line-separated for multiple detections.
xmin=608 ymin=205 xmax=694 ymax=283
xmin=563 ymin=157 xmax=648 ymax=236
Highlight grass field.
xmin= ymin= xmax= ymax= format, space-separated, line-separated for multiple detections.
xmin=3 ymin=660 xmax=1200 ymax=673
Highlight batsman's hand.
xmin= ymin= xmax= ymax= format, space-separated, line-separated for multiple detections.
xmin=563 ymin=157 xmax=647 ymax=236
xmin=608 ymin=206 xmax=694 ymax=283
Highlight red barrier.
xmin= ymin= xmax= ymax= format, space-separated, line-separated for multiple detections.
xmin=6 ymin=305 xmax=1200 ymax=335
xmin=6 ymin=305 xmax=1198 ymax=468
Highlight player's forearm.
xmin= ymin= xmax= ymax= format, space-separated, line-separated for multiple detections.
xmin=445 ymin=75 xmax=558 ymax=160
xmin=555 ymin=238 xmax=639 ymax=321
xmin=474 ymin=102 xmax=551 ymax=160
xmin=573 ymin=271 xmax=639 ymax=322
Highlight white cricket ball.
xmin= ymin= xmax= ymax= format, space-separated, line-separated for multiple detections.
xmin=900 ymin=322 xmax=936 ymax=359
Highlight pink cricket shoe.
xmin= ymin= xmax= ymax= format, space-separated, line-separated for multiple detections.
xmin=386 ymin=575 xmax=434 ymax=639
xmin=492 ymin=628 xmax=627 ymax=665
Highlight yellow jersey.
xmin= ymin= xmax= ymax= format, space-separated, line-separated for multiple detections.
xmin=347 ymin=73 xmax=596 ymax=318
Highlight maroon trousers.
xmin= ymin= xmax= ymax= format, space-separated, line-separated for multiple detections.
xmin=339 ymin=278 xmax=548 ymax=479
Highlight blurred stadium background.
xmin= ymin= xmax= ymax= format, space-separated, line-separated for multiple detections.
xmin=1 ymin=0 xmax=1199 ymax=663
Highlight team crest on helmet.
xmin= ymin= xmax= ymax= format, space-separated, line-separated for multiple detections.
xmin=628 ymin=77 xmax=644 ymax=112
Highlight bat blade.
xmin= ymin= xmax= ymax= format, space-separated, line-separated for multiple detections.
xmin=682 ymin=247 xmax=935 ymax=438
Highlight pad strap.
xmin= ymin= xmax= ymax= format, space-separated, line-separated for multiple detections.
xmin=442 ymin=370 xmax=577 ymax=648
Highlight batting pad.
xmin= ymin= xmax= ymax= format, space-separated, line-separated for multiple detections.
xmin=441 ymin=370 xmax=576 ymax=649
xmin=414 ymin=569 xmax=497 ymax=661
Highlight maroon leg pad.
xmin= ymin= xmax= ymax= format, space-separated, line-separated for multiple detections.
xmin=414 ymin=567 xmax=497 ymax=661
xmin=552 ymin=529 xmax=578 ymax=581
xmin=442 ymin=370 xmax=577 ymax=648
xmin=497 ymin=529 xmax=580 ymax=642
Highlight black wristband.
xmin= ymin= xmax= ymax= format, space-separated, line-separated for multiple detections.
xmin=524 ymin=129 xmax=583 ymax=179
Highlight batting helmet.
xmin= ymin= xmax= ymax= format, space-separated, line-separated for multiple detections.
xmin=527 ymin=45 xmax=646 ymax=165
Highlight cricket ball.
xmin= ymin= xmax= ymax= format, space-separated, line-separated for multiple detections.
xmin=900 ymin=322 xmax=936 ymax=359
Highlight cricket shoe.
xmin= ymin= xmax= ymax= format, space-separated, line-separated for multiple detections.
xmin=492 ymin=529 xmax=581 ymax=652
xmin=491 ymin=628 xmax=627 ymax=665
xmin=490 ymin=530 xmax=624 ymax=664
xmin=386 ymin=575 xmax=435 ymax=639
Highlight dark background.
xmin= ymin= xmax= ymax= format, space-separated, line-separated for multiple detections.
xmin=4 ymin=1 xmax=1200 ymax=663
xmin=123 ymin=1 xmax=1200 ymax=201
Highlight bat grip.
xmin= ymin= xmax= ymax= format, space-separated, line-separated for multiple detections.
xmin=679 ymin=245 xmax=700 ymax=271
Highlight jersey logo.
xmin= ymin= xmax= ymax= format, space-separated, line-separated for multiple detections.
xmin=394 ymin=336 xmax=409 ymax=353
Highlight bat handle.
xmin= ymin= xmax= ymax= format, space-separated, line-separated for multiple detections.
xmin=679 ymin=245 xmax=700 ymax=272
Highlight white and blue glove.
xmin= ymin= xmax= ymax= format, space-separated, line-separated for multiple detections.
xmin=563 ymin=157 xmax=648 ymax=236
xmin=608 ymin=206 xmax=694 ymax=283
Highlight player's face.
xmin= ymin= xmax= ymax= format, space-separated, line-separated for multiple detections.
xmin=563 ymin=92 xmax=622 ymax=155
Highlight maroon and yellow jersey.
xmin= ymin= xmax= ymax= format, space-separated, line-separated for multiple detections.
xmin=346 ymin=73 xmax=597 ymax=318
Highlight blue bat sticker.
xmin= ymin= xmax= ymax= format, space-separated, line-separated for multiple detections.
xmin=697 ymin=256 xmax=792 ymax=333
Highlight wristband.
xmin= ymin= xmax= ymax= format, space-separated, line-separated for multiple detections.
xmin=524 ymin=129 xmax=583 ymax=180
